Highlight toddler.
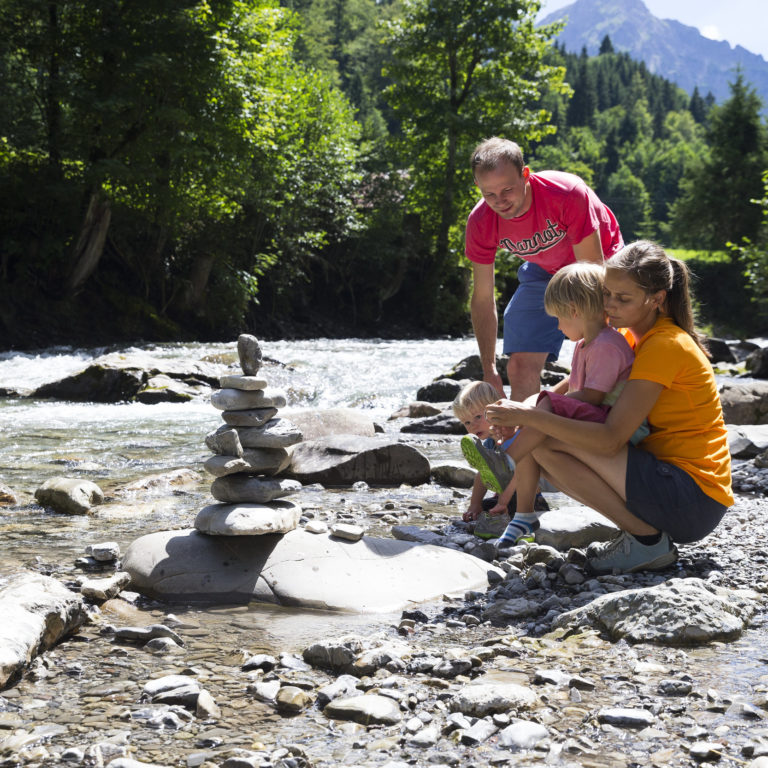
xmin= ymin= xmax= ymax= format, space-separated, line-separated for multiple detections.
xmin=452 ymin=381 xmax=518 ymax=539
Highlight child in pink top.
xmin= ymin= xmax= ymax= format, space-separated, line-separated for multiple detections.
xmin=462 ymin=262 xmax=644 ymax=547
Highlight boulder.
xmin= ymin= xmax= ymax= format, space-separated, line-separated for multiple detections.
xmin=746 ymin=347 xmax=768 ymax=378
xmin=32 ymin=365 xmax=146 ymax=402
xmin=706 ymin=338 xmax=738 ymax=364
xmin=430 ymin=460 xmax=475 ymax=488
xmin=122 ymin=528 xmax=503 ymax=611
xmin=0 ymin=482 xmax=18 ymax=506
xmin=400 ymin=413 xmax=464 ymax=435
xmin=34 ymin=477 xmax=104 ymax=515
xmin=719 ymin=382 xmax=768 ymax=425
xmin=286 ymin=435 xmax=430 ymax=486
xmin=136 ymin=374 xmax=208 ymax=404
xmin=0 ymin=572 xmax=89 ymax=687
xmin=535 ymin=506 xmax=619 ymax=550
xmin=416 ymin=378 xmax=469 ymax=403
xmin=727 ymin=424 xmax=768 ymax=458
xmin=286 ymin=408 xmax=377 ymax=439
xmin=551 ymin=577 xmax=757 ymax=645
xmin=194 ymin=500 xmax=302 ymax=536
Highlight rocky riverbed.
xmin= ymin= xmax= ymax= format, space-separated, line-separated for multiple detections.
xmin=2 ymin=478 xmax=768 ymax=768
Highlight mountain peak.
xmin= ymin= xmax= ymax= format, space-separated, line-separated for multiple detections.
xmin=540 ymin=0 xmax=768 ymax=108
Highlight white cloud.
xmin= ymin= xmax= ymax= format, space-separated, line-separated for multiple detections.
xmin=700 ymin=24 xmax=724 ymax=41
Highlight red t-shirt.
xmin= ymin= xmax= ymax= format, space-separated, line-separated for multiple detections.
xmin=465 ymin=171 xmax=623 ymax=274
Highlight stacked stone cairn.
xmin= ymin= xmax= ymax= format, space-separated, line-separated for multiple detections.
xmin=193 ymin=334 xmax=304 ymax=537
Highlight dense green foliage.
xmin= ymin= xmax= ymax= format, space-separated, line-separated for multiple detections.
xmin=1 ymin=2 xmax=767 ymax=347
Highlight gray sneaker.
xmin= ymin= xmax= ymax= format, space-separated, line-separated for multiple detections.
xmin=587 ymin=531 xmax=678 ymax=575
xmin=473 ymin=510 xmax=510 ymax=540
xmin=460 ymin=435 xmax=514 ymax=494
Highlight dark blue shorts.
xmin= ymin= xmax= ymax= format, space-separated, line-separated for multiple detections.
xmin=625 ymin=446 xmax=728 ymax=543
xmin=502 ymin=261 xmax=565 ymax=362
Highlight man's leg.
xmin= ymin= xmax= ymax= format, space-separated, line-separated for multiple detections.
xmin=506 ymin=352 xmax=548 ymax=401
xmin=502 ymin=262 xmax=564 ymax=401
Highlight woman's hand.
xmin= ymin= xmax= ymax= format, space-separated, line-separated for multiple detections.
xmin=485 ymin=398 xmax=536 ymax=428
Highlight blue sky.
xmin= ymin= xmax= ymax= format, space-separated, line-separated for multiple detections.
xmin=539 ymin=0 xmax=768 ymax=61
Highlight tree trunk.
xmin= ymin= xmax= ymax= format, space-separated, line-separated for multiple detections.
xmin=67 ymin=193 xmax=112 ymax=296
xmin=182 ymin=253 xmax=217 ymax=316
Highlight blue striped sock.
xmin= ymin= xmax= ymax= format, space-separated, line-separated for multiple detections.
xmin=497 ymin=515 xmax=540 ymax=546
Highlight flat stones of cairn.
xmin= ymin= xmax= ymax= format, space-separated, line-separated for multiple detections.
xmin=204 ymin=448 xmax=290 ymax=478
xmin=194 ymin=500 xmax=302 ymax=536
xmin=210 ymin=475 xmax=302 ymax=504
xmin=206 ymin=419 xmax=302 ymax=452
xmin=238 ymin=334 xmax=263 ymax=375
xmin=220 ymin=374 xmax=268 ymax=391
xmin=222 ymin=407 xmax=278 ymax=428
xmin=205 ymin=427 xmax=244 ymax=457
xmin=210 ymin=388 xmax=286 ymax=411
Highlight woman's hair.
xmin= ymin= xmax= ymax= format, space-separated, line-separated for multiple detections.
xmin=606 ymin=240 xmax=708 ymax=353
xmin=452 ymin=380 xmax=500 ymax=419
xmin=544 ymin=261 xmax=606 ymax=319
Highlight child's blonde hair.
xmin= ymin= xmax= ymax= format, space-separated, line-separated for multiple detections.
xmin=452 ymin=380 xmax=500 ymax=420
xmin=544 ymin=261 xmax=606 ymax=319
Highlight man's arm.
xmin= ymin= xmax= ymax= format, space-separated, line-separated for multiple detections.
xmin=572 ymin=230 xmax=604 ymax=264
xmin=470 ymin=261 xmax=505 ymax=396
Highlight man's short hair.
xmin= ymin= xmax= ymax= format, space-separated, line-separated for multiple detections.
xmin=470 ymin=137 xmax=525 ymax=176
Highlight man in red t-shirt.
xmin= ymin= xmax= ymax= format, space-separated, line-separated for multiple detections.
xmin=467 ymin=137 xmax=623 ymax=400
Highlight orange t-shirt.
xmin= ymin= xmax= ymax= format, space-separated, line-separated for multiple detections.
xmin=628 ymin=317 xmax=733 ymax=508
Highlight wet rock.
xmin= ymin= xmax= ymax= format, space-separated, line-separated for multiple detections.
xmin=430 ymin=461 xmax=475 ymax=488
xmin=459 ymin=717 xmax=497 ymax=745
xmin=34 ymin=477 xmax=104 ymax=515
xmin=0 ymin=572 xmax=89 ymax=688
xmin=658 ymin=679 xmax=693 ymax=696
xmin=689 ymin=741 xmax=726 ymax=761
xmin=204 ymin=448 xmax=290 ymax=478
xmin=391 ymin=526 xmax=447 ymax=546
xmin=286 ymin=435 xmax=431 ymax=486
xmin=389 ymin=402 xmax=445 ymax=419
xmin=80 ymin=572 xmax=131 ymax=602
xmin=316 ymin=675 xmax=360 ymax=707
xmin=303 ymin=637 xmax=364 ymax=672
xmin=86 ymin=541 xmax=121 ymax=562
xmin=597 ymin=708 xmax=656 ymax=727
xmin=448 ymin=683 xmax=537 ymax=717
xmin=31 ymin=365 xmax=146 ymax=402
xmin=552 ymin=577 xmax=757 ymax=645
xmin=324 ymin=694 xmax=402 ymax=725
xmin=194 ymin=501 xmax=302 ymax=536
xmin=0 ymin=482 xmax=18 ymax=506
xmin=110 ymin=625 xmax=184 ymax=646
xmin=136 ymin=374 xmax=207 ymax=403
xmin=113 ymin=469 xmax=203 ymax=495
xmin=400 ymin=413 xmax=464 ymax=435
xmin=276 ymin=686 xmax=313 ymax=714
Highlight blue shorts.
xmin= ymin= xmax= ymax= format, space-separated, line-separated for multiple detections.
xmin=502 ymin=261 xmax=565 ymax=362
xmin=625 ymin=446 xmax=728 ymax=544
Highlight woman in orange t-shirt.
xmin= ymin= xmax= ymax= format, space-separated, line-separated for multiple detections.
xmin=485 ymin=240 xmax=733 ymax=574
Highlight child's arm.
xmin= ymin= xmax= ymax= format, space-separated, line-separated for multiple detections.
xmin=489 ymin=475 xmax=517 ymax=515
xmin=549 ymin=376 xmax=570 ymax=395
xmin=463 ymin=473 xmax=487 ymax=521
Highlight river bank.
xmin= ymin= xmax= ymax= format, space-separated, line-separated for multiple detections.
xmin=1 ymin=339 xmax=768 ymax=767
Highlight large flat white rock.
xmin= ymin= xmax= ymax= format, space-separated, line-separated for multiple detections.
xmin=123 ymin=528 xmax=502 ymax=613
